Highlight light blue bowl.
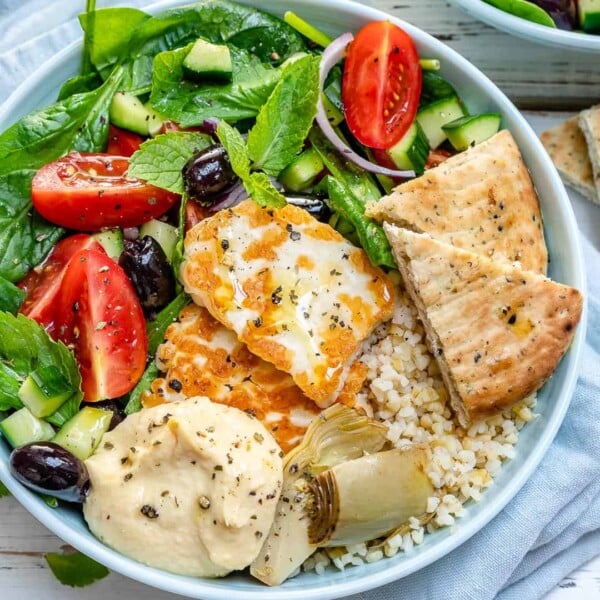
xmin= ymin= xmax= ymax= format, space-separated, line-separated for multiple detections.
xmin=0 ymin=0 xmax=586 ymax=598
xmin=450 ymin=0 xmax=600 ymax=53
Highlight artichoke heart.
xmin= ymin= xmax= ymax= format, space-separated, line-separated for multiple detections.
xmin=250 ymin=404 xmax=388 ymax=586
xmin=307 ymin=445 xmax=434 ymax=547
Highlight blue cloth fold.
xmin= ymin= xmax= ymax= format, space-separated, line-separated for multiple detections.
xmin=1 ymin=2 xmax=598 ymax=598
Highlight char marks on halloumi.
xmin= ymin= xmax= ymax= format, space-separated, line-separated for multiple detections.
xmin=384 ymin=225 xmax=582 ymax=426
xmin=366 ymin=130 xmax=548 ymax=274
xmin=143 ymin=304 xmax=365 ymax=452
xmin=181 ymin=200 xmax=395 ymax=407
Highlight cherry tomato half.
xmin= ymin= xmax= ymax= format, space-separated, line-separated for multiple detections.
xmin=18 ymin=234 xmax=104 ymax=335
xmin=106 ymin=125 xmax=144 ymax=157
xmin=342 ymin=21 xmax=422 ymax=149
xmin=32 ymin=152 xmax=179 ymax=231
xmin=55 ymin=248 xmax=148 ymax=401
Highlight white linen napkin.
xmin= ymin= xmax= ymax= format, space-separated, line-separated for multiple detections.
xmin=1 ymin=2 xmax=598 ymax=599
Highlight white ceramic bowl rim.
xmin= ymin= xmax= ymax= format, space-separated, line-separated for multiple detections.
xmin=450 ymin=0 xmax=600 ymax=52
xmin=0 ymin=1 xmax=587 ymax=598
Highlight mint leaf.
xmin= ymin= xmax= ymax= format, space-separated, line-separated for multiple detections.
xmin=0 ymin=276 xmax=26 ymax=313
xmin=216 ymin=122 xmax=286 ymax=209
xmin=45 ymin=551 xmax=109 ymax=588
xmin=0 ymin=481 xmax=10 ymax=498
xmin=129 ymin=132 xmax=212 ymax=194
xmin=247 ymin=55 xmax=320 ymax=176
xmin=0 ymin=313 xmax=83 ymax=414
xmin=217 ymin=120 xmax=251 ymax=180
xmin=247 ymin=172 xmax=287 ymax=209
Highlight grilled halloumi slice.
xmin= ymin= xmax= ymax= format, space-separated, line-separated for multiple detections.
xmin=181 ymin=200 xmax=394 ymax=407
xmin=143 ymin=304 xmax=366 ymax=453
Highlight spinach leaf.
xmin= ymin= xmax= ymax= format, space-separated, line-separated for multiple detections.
xmin=420 ymin=71 xmax=458 ymax=107
xmin=216 ymin=121 xmax=286 ymax=208
xmin=147 ymin=293 xmax=190 ymax=356
xmin=327 ymin=177 xmax=395 ymax=269
xmin=129 ymin=132 xmax=213 ymax=194
xmin=0 ymin=66 xmax=123 ymax=175
xmin=0 ymin=481 xmax=9 ymax=498
xmin=57 ymin=73 xmax=104 ymax=102
xmin=247 ymin=55 xmax=320 ymax=176
xmin=45 ymin=551 xmax=109 ymax=588
xmin=79 ymin=8 xmax=150 ymax=77
xmin=150 ymin=46 xmax=280 ymax=126
xmin=0 ymin=313 xmax=83 ymax=414
xmin=124 ymin=362 xmax=158 ymax=416
xmin=0 ymin=170 xmax=63 ymax=282
xmin=0 ymin=276 xmax=26 ymax=314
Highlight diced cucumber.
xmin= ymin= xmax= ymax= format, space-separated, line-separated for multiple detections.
xmin=139 ymin=219 xmax=178 ymax=262
xmin=417 ymin=96 xmax=465 ymax=149
xmin=144 ymin=102 xmax=166 ymax=137
xmin=109 ymin=91 xmax=162 ymax=137
xmin=0 ymin=408 xmax=55 ymax=448
xmin=183 ymin=38 xmax=233 ymax=83
xmin=579 ymin=0 xmax=600 ymax=31
xmin=92 ymin=228 xmax=124 ymax=260
xmin=442 ymin=113 xmax=502 ymax=151
xmin=18 ymin=366 xmax=73 ymax=419
xmin=278 ymin=148 xmax=324 ymax=192
xmin=386 ymin=121 xmax=430 ymax=175
xmin=52 ymin=407 xmax=113 ymax=460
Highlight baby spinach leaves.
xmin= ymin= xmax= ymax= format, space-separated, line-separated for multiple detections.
xmin=151 ymin=46 xmax=281 ymax=126
xmin=0 ymin=170 xmax=63 ymax=282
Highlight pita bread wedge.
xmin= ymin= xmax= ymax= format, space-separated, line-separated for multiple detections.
xmin=578 ymin=105 xmax=600 ymax=202
xmin=384 ymin=224 xmax=583 ymax=427
xmin=540 ymin=116 xmax=598 ymax=205
xmin=366 ymin=130 xmax=548 ymax=274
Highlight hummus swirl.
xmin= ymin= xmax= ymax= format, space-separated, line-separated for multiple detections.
xmin=83 ymin=397 xmax=283 ymax=577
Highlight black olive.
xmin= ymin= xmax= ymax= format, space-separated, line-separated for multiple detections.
xmin=182 ymin=145 xmax=239 ymax=206
xmin=286 ymin=195 xmax=331 ymax=222
xmin=91 ymin=401 xmax=126 ymax=431
xmin=9 ymin=442 xmax=89 ymax=503
xmin=118 ymin=236 xmax=175 ymax=317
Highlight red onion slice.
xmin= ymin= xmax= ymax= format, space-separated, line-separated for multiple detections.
xmin=316 ymin=33 xmax=416 ymax=180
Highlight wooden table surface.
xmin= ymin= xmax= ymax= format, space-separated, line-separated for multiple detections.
xmin=1 ymin=1 xmax=600 ymax=598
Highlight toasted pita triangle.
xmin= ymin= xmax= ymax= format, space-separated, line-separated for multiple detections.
xmin=540 ymin=116 xmax=599 ymax=205
xmin=366 ymin=130 xmax=548 ymax=274
xmin=578 ymin=105 xmax=600 ymax=203
xmin=384 ymin=225 xmax=583 ymax=426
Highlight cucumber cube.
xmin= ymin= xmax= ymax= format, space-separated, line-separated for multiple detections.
xmin=18 ymin=365 xmax=74 ymax=418
xmin=52 ymin=407 xmax=113 ymax=460
xmin=0 ymin=407 xmax=55 ymax=448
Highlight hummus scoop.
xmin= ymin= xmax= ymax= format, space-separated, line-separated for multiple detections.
xmin=83 ymin=396 xmax=283 ymax=577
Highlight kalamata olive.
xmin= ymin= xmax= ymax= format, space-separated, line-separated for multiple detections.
xmin=119 ymin=236 xmax=175 ymax=317
xmin=182 ymin=144 xmax=238 ymax=205
xmin=9 ymin=442 xmax=89 ymax=503
xmin=92 ymin=400 xmax=126 ymax=430
xmin=287 ymin=195 xmax=331 ymax=222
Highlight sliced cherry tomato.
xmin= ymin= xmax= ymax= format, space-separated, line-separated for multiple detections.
xmin=185 ymin=200 xmax=208 ymax=232
xmin=425 ymin=147 xmax=454 ymax=169
xmin=32 ymin=152 xmax=179 ymax=231
xmin=55 ymin=248 xmax=148 ymax=401
xmin=18 ymin=234 xmax=104 ymax=335
xmin=342 ymin=21 xmax=422 ymax=149
xmin=106 ymin=125 xmax=144 ymax=157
